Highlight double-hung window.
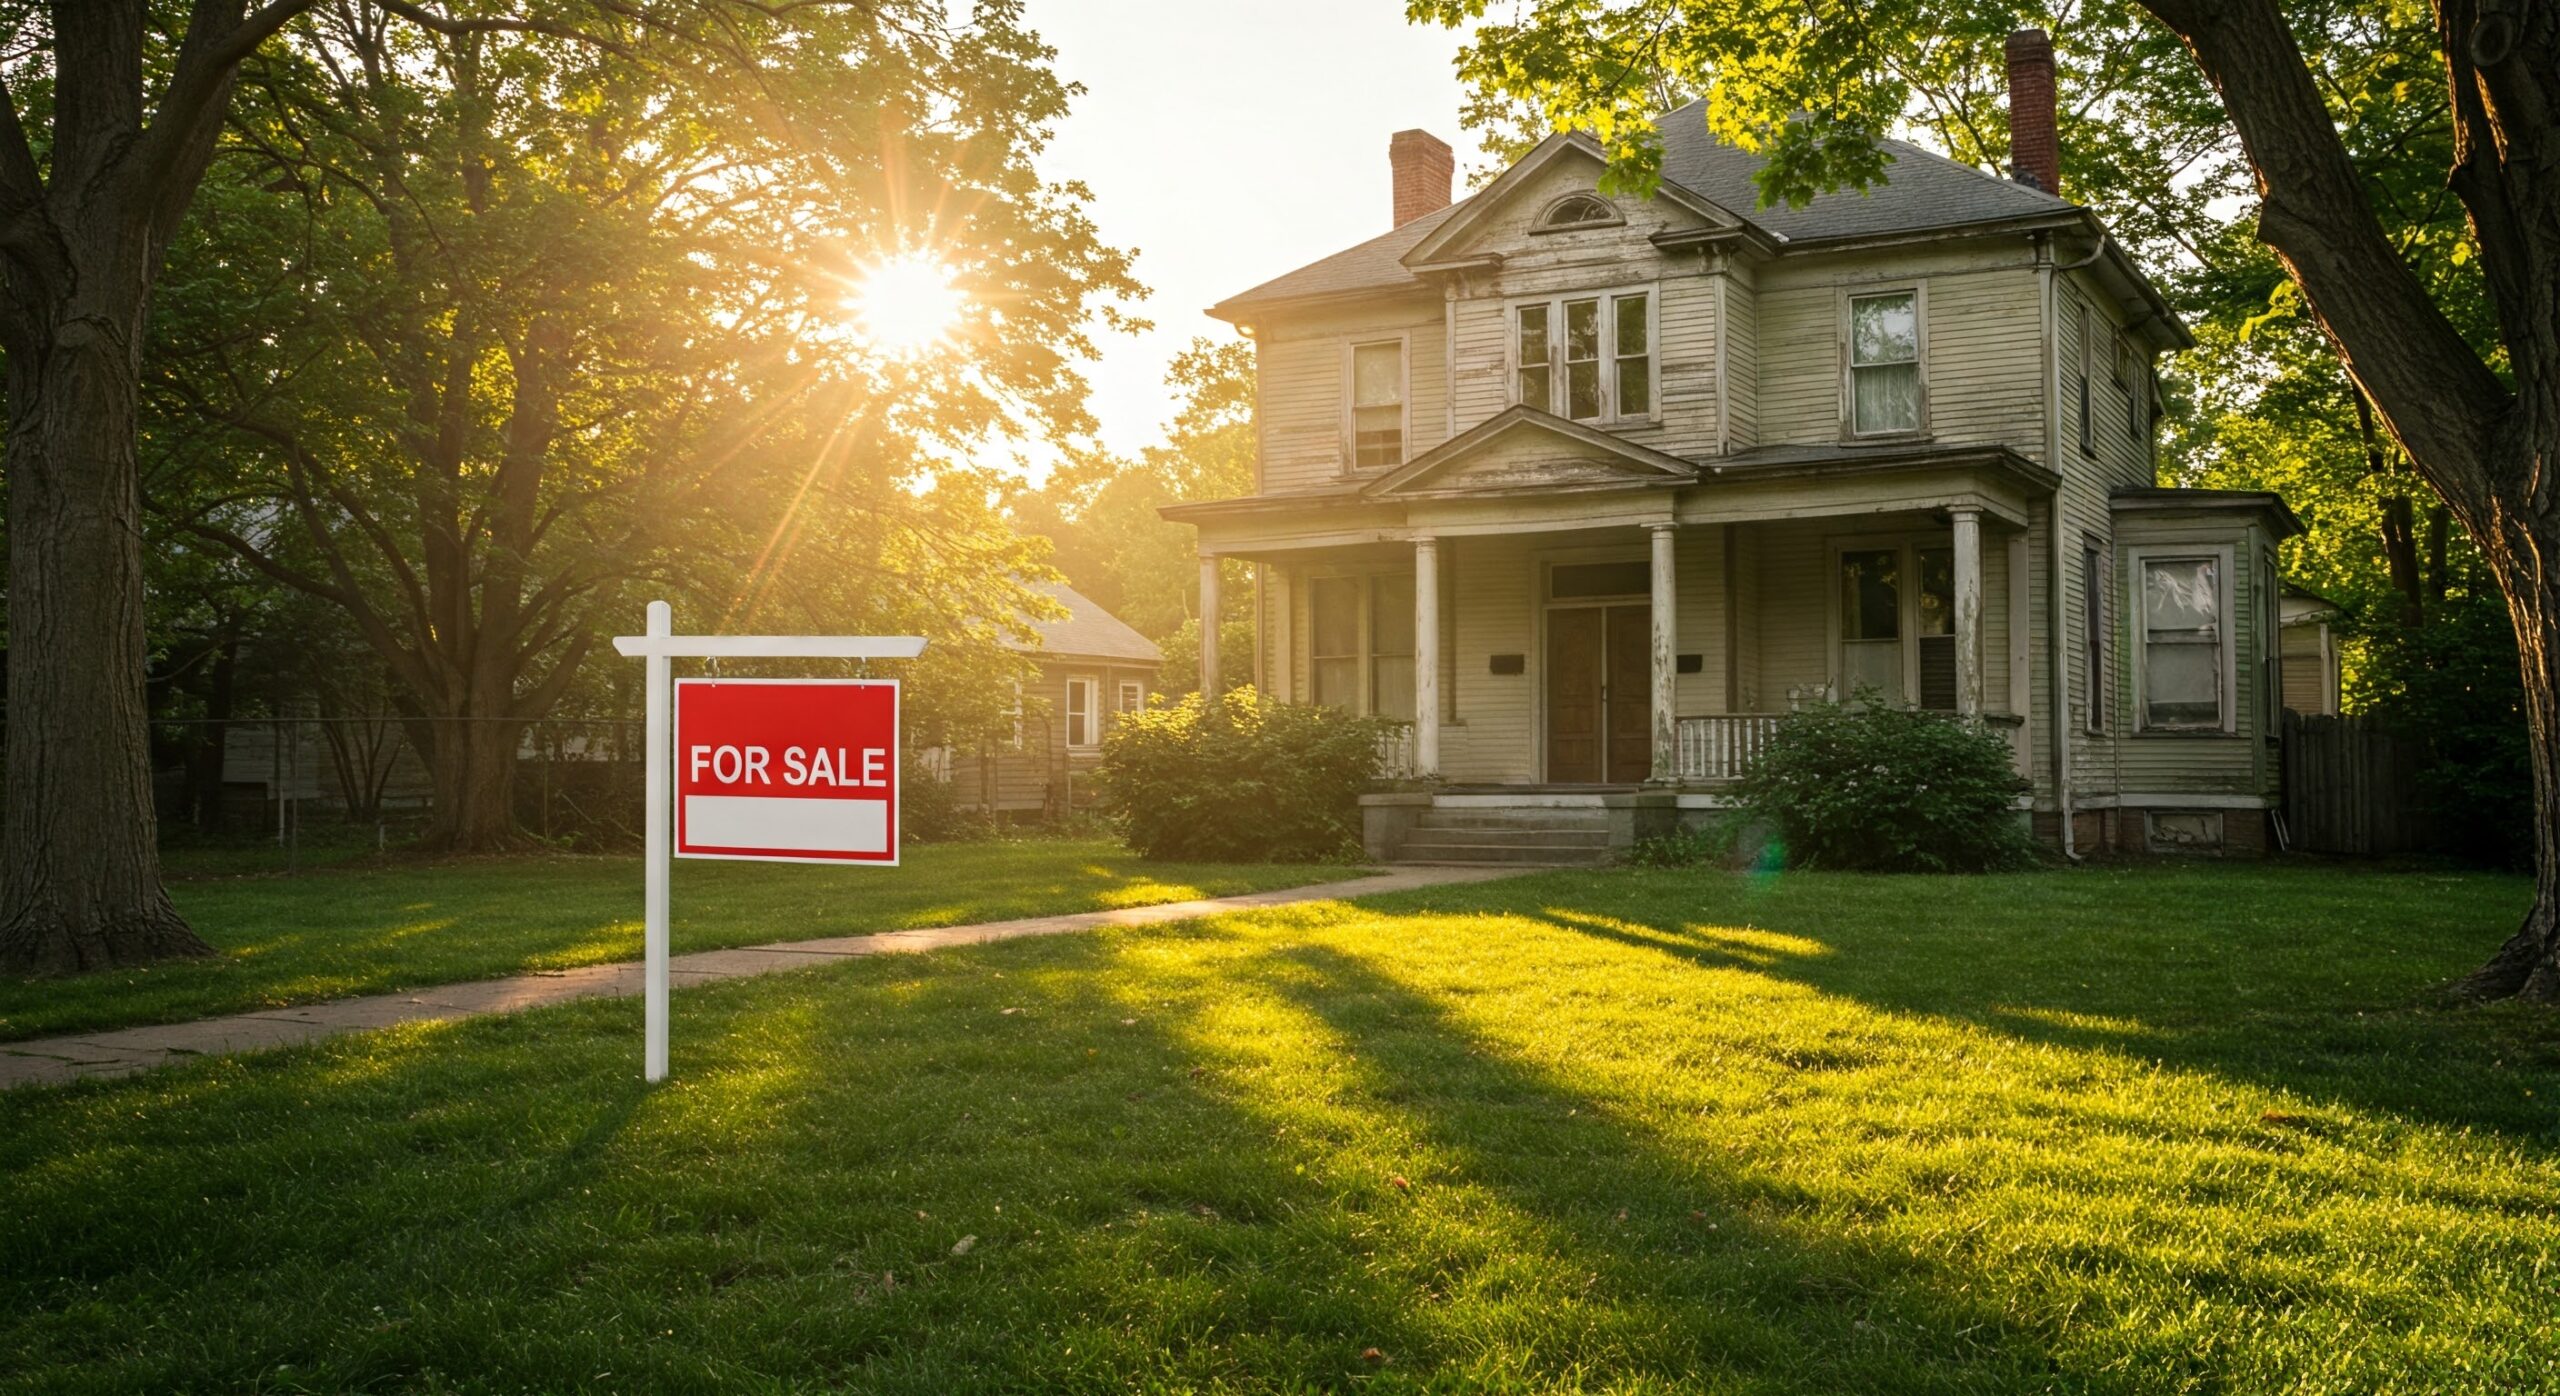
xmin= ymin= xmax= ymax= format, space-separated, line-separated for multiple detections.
xmin=1064 ymin=677 xmax=1099 ymax=750
xmin=2074 ymin=300 xmax=2095 ymax=456
xmin=1310 ymin=577 xmax=1362 ymax=709
xmin=1847 ymin=290 xmax=1922 ymax=435
xmin=2137 ymin=553 xmax=2228 ymax=731
xmin=1839 ymin=548 xmax=1903 ymax=704
xmin=1116 ymin=680 xmax=1144 ymax=715
xmin=1513 ymin=289 xmax=1654 ymax=422
xmin=1348 ymin=339 xmax=1405 ymax=468
xmin=1369 ymin=574 xmax=1416 ymax=721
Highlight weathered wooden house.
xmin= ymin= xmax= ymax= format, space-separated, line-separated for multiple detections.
xmin=943 ymin=582 xmax=1163 ymax=820
xmin=1165 ymin=30 xmax=2303 ymax=862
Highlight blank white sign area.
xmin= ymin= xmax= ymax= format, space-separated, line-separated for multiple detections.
xmin=682 ymin=795 xmax=887 ymax=854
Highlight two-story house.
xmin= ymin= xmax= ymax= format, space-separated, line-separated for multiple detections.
xmin=1165 ymin=30 xmax=2301 ymax=863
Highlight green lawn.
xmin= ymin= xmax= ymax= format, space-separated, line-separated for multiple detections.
xmin=0 ymin=840 xmax=1357 ymax=1042
xmin=5 ymin=863 xmax=2558 ymax=1393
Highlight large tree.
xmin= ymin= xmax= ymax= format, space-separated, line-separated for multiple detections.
xmin=146 ymin=1 xmax=1128 ymax=850
xmin=1417 ymin=0 xmax=2560 ymax=1001
xmin=0 ymin=1 xmax=329 ymax=974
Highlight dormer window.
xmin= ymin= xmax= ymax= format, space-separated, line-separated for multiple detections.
xmin=1537 ymin=194 xmax=1618 ymax=231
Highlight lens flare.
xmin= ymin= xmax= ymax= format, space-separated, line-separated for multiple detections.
xmin=848 ymin=254 xmax=963 ymax=355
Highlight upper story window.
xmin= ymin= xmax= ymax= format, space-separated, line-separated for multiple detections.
xmin=1513 ymin=289 xmax=1654 ymax=424
xmin=2114 ymin=336 xmax=2141 ymax=444
xmin=2074 ymin=299 xmax=2096 ymax=456
xmin=1847 ymin=289 xmax=1923 ymax=435
xmin=1347 ymin=338 xmax=1405 ymax=468
xmin=1537 ymin=193 xmax=1618 ymax=230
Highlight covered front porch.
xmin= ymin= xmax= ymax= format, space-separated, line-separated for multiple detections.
xmin=1198 ymin=506 xmax=2036 ymax=795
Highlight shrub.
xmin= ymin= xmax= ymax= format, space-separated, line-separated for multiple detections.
xmin=1624 ymin=823 xmax=1731 ymax=869
xmin=898 ymin=765 xmax=994 ymax=844
xmin=1096 ymin=688 xmax=1387 ymax=862
xmin=1732 ymin=699 xmax=2036 ymax=872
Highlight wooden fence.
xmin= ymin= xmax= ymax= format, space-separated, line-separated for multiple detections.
xmin=2281 ymin=712 xmax=2432 ymax=855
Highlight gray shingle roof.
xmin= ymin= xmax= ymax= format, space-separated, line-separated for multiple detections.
xmin=1016 ymin=582 xmax=1162 ymax=664
xmin=1215 ymin=106 xmax=2078 ymax=314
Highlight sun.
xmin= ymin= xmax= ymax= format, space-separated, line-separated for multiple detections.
xmin=848 ymin=253 xmax=964 ymax=355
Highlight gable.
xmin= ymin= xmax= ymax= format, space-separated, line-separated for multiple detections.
xmin=1364 ymin=406 xmax=1693 ymax=499
xmin=1402 ymin=134 xmax=1754 ymax=270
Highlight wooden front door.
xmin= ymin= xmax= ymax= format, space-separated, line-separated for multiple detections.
xmin=1545 ymin=604 xmax=1650 ymax=783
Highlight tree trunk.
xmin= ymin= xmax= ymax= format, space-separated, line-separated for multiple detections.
xmin=2455 ymin=496 xmax=2560 ymax=1001
xmin=186 ymin=622 xmax=240 ymax=833
xmin=0 ymin=312 xmax=213 ymax=974
xmin=419 ymin=717 xmax=524 ymax=853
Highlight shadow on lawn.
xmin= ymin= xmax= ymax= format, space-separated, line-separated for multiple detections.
xmin=1503 ymin=866 xmax=2560 ymax=1147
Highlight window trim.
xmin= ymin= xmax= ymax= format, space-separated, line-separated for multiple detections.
xmin=1115 ymin=679 xmax=1145 ymax=716
xmin=2129 ymin=544 xmax=2238 ymax=735
xmin=1505 ymin=283 xmax=1660 ymax=426
xmin=2081 ymin=535 xmax=2111 ymax=735
xmin=1338 ymin=332 xmax=1410 ymax=473
xmin=1837 ymin=282 xmax=1931 ymax=441
xmin=1531 ymin=192 xmax=1623 ymax=233
xmin=2074 ymin=297 xmax=2096 ymax=458
xmin=1063 ymin=675 xmax=1101 ymax=751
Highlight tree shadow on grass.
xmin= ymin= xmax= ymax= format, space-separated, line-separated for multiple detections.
xmin=1465 ymin=865 xmax=2560 ymax=1148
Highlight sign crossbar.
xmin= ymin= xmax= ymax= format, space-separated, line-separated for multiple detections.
xmin=622 ymin=600 xmax=927 ymax=1082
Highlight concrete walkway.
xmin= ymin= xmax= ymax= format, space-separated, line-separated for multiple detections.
xmin=0 ymin=864 xmax=1519 ymax=1092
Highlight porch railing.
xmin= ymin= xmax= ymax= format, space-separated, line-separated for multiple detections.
xmin=1675 ymin=714 xmax=1784 ymax=783
xmin=1374 ymin=721 xmax=1418 ymax=780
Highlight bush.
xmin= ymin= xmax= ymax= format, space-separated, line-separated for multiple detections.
xmin=1624 ymin=823 xmax=1732 ymax=869
xmin=1096 ymin=688 xmax=1387 ymax=862
xmin=1732 ymin=699 xmax=2036 ymax=872
xmin=898 ymin=765 xmax=995 ymax=844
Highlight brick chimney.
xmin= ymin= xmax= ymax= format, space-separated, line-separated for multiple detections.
xmin=2004 ymin=29 xmax=2060 ymax=196
xmin=1389 ymin=129 xmax=1454 ymax=227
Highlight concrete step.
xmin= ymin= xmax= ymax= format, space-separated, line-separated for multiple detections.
xmin=1392 ymin=840 xmax=1607 ymax=860
xmin=1404 ymin=825 xmax=1611 ymax=848
xmin=1413 ymin=809 xmax=1611 ymax=831
xmin=1394 ymin=841 xmax=1614 ymax=866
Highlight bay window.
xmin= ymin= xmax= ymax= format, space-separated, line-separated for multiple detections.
xmin=2136 ymin=552 xmax=2229 ymax=731
xmin=1513 ymin=288 xmax=1655 ymax=422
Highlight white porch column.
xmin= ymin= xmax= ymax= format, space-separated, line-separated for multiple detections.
xmin=1648 ymin=522 xmax=1679 ymax=782
xmin=1951 ymin=507 xmax=1984 ymax=717
xmin=1413 ymin=536 xmax=1441 ymax=779
xmin=1197 ymin=554 xmax=1221 ymax=697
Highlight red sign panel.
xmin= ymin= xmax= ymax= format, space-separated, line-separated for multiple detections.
xmin=674 ymin=679 xmax=900 ymax=864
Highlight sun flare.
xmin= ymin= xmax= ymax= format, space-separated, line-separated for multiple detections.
xmin=848 ymin=254 xmax=964 ymax=355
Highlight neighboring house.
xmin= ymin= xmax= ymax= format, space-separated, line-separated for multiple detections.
xmin=945 ymin=582 xmax=1163 ymax=820
xmin=1164 ymin=30 xmax=2301 ymax=861
xmin=2279 ymin=586 xmax=2344 ymax=717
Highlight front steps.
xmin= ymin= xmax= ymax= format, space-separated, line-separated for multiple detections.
xmin=1387 ymin=805 xmax=1615 ymax=866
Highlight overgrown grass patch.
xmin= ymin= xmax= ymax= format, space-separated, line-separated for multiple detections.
xmin=0 ymin=840 xmax=1357 ymax=1041
xmin=3 ymin=862 xmax=2555 ymax=1392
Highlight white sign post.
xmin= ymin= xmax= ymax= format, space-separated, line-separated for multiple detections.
xmin=614 ymin=600 xmax=927 ymax=1082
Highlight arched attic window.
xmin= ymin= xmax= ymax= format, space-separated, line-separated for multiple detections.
xmin=1536 ymin=193 xmax=1619 ymax=231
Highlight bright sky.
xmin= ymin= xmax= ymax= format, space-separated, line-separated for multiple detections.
xmin=1029 ymin=0 xmax=1484 ymax=459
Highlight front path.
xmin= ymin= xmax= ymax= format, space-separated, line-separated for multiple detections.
xmin=0 ymin=864 xmax=1516 ymax=1091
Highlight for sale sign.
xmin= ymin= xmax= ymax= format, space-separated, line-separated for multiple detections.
xmin=674 ymin=679 xmax=900 ymax=864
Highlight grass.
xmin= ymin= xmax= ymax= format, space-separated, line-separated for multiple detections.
xmin=0 ymin=839 xmax=1357 ymax=1042
xmin=5 ymin=862 xmax=2558 ymax=1393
